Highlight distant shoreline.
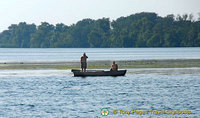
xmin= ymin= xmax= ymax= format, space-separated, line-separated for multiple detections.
xmin=0 ymin=59 xmax=200 ymax=70
xmin=1 ymin=12 xmax=200 ymax=48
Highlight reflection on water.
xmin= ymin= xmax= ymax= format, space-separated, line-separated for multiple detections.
xmin=0 ymin=68 xmax=199 ymax=117
xmin=0 ymin=68 xmax=200 ymax=76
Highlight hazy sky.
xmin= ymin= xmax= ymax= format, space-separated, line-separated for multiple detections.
xmin=0 ymin=0 xmax=200 ymax=32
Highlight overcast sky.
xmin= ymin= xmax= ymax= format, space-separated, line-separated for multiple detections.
xmin=0 ymin=0 xmax=200 ymax=32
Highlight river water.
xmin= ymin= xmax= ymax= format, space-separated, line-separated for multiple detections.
xmin=0 ymin=48 xmax=200 ymax=62
xmin=0 ymin=48 xmax=200 ymax=117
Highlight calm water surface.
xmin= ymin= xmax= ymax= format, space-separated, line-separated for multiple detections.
xmin=0 ymin=48 xmax=200 ymax=62
xmin=0 ymin=69 xmax=199 ymax=117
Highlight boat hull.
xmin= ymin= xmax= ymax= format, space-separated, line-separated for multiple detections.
xmin=71 ymin=69 xmax=126 ymax=77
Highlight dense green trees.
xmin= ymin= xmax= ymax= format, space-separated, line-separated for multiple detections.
xmin=0 ymin=22 xmax=36 ymax=47
xmin=0 ymin=12 xmax=200 ymax=48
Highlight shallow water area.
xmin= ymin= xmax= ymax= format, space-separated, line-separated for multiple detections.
xmin=0 ymin=68 xmax=199 ymax=117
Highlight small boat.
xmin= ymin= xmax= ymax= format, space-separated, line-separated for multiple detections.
xmin=71 ymin=69 xmax=127 ymax=77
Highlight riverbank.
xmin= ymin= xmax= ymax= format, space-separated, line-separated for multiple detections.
xmin=0 ymin=59 xmax=200 ymax=70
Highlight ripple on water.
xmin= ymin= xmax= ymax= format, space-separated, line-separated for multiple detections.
xmin=0 ymin=69 xmax=199 ymax=117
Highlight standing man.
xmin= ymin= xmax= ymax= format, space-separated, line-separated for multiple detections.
xmin=81 ymin=53 xmax=88 ymax=72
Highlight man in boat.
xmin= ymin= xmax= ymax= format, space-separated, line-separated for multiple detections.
xmin=110 ymin=61 xmax=118 ymax=71
xmin=81 ymin=53 xmax=88 ymax=72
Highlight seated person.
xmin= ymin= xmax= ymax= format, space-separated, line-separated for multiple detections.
xmin=110 ymin=61 xmax=118 ymax=71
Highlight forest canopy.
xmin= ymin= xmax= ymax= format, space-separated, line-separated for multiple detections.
xmin=0 ymin=12 xmax=200 ymax=48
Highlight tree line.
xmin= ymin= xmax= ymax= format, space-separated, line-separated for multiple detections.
xmin=0 ymin=12 xmax=200 ymax=48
